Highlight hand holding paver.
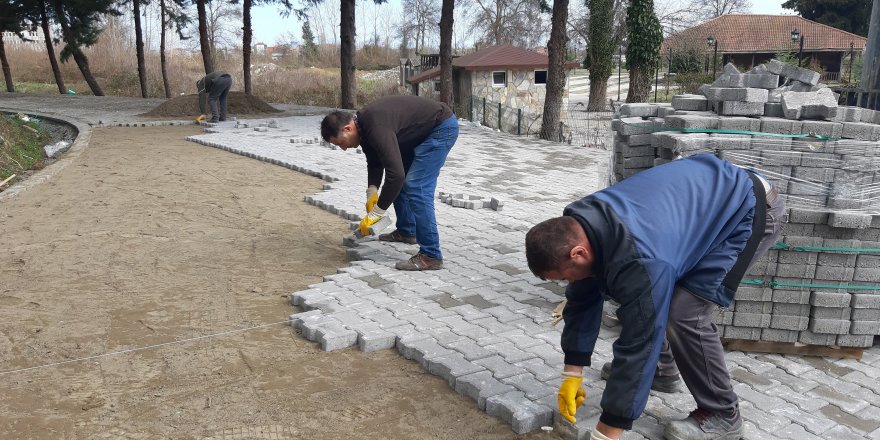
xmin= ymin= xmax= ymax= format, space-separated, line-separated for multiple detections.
xmin=365 ymin=185 xmax=378 ymax=212
xmin=358 ymin=206 xmax=386 ymax=236
xmin=558 ymin=374 xmax=586 ymax=423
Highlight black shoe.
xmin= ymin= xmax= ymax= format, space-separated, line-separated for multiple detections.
xmin=378 ymin=230 xmax=417 ymax=244
xmin=601 ymin=362 xmax=682 ymax=393
xmin=209 ymin=117 xmax=219 ymax=123
xmin=219 ymin=117 xmax=226 ymax=121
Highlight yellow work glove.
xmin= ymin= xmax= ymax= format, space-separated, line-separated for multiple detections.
xmin=196 ymin=115 xmax=206 ymax=122
xmin=366 ymin=185 xmax=379 ymax=213
xmin=357 ymin=206 xmax=386 ymax=236
xmin=558 ymin=374 xmax=586 ymax=423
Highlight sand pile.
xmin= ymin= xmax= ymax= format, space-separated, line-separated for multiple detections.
xmin=141 ymin=92 xmax=282 ymax=117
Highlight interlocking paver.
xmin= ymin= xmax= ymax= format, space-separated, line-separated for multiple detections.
xmin=176 ymin=114 xmax=880 ymax=438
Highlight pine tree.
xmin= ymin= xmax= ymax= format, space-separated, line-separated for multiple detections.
xmin=301 ymin=20 xmax=317 ymax=61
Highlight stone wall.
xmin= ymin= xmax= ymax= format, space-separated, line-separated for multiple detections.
xmin=470 ymin=70 xmax=570 ymax=135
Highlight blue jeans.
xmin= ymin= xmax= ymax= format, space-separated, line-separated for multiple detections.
xmin=392 ymin=114 xmax=458 ymax=259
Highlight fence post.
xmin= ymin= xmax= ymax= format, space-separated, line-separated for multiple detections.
xmin=558 ymin=121 xmax=564 ymax=142
xmin=470 ymin=96 xmax=474 ymax=121
xmin=517 ymin=108 xmax=522 ymax=135
xmin=497 ymin=102 xmax=502 ymax=130
xmin=482 ymin=97 xmax=486 ymax=126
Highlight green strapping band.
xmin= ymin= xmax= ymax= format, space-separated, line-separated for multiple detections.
xmin=770 ymin=242 xmax=880 ymax=253
xmin=741 ymin=278 xmax=880 ymax=290
xmin=622 ymin=122 xmax=838 ymax=141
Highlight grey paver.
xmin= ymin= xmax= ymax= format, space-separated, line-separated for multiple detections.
xmin=454 ymin=370 xmax=517 ymax=410
xmin=485 ymin=390 xmax=554 ymax=434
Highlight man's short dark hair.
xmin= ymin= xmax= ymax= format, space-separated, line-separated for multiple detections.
xmin=525 ymin=216 xmax=581 ymax=277
xmin=320 ymin=111 xmax=354 ymax=141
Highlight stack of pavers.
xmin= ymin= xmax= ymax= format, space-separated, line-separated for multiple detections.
xmin=611 ymin=59 xmax=880 ymax=349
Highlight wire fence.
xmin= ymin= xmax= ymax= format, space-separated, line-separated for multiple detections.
xmin=461 ymin=95 xmax=614 ymax=150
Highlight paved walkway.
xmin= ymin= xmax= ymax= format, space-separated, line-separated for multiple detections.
xmin=3 ymin=96 xmax=880 ymax=439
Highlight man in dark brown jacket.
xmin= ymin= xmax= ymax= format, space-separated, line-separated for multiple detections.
xmin=321 ymin=95 xmax=458 ymax=270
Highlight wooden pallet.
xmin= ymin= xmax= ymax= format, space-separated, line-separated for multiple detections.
xmin=722 ymin=338 xmax=864 ymax=359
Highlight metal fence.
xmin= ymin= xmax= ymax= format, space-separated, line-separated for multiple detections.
xmin=463 ymin=96 xmax=613 ymax=150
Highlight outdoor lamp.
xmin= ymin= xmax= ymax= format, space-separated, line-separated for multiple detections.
xmin=707 ymin=36 xmax=715 ymax=47
xmin=791 ymin=29 xmax=800 ymax=43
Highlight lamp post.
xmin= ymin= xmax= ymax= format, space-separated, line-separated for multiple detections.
xmin=848 ymin=42 xmax=855 ymax=84
xmin=707 ymin=35 xmax=718 ymax=78
xmin=617 ymin=46 xmax=622 ymax=101
xmin=791 ymin=29 xmax=804 ymax=67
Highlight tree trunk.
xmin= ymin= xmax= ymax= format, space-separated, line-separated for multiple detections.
xmin=242 ymin=0 xmax=252 ymax=95
xmin=133 ymin=0 xmax=148 ymax=98
xmin=438 ymin=0 xmax=454 ymax=104
xmin=0 ymin=34 xmax=13 ymax=93
xmin=39 ymin=0 xmax=66 ymax=94
xmin=587 ymin=77 xmax=608 ymax=111
xmin=339 ymin=0 xmax=356 ymax=108
xmin=160 ymin=0 xmax=171 ymax=98
xmin=626 ymin=65 xmax=651 ymax=103
xmin=197 ymin=0 xmax=213 ymax=74
xmin=53 ymin=0 xmax=104 ymax=96
xmin=540 ymin=0 xmax=570 ymax=141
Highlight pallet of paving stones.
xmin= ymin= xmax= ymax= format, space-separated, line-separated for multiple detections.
xmin=610 ymin=58 xmax=880 ymax=350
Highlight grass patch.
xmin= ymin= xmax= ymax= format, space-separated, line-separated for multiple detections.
xmin=0 ymin=113 xmax=50 ymax=185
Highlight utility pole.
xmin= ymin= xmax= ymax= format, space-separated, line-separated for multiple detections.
xmin=860 ymin=0 xmax=880 ymax=109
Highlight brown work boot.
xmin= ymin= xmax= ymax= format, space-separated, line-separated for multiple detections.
xmin=378 ymin=229 xmax=417 ymax=244
xmin=395 ymin=252 xmax=443 ymax=271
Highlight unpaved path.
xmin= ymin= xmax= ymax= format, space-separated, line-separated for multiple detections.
xmin=0 ymin=126 xmax=561 ymax=439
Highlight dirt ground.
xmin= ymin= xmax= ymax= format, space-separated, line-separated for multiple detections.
xmin=0 ymin=126 xmax=563 ymax=439
xmin=141 ymin=92 xmax=283 ymax=118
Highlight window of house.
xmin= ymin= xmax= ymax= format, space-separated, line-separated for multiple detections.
xmin=535 ymin=70 xmax=548 ymax=85
xmin=433 ymin=80 xmax=441 ymax=93
xmin=492 ymin=71 xmax=507 ymax=86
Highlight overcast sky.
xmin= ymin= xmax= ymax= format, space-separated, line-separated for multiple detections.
xmin=249 ymin=1 xmax=792 ymax=46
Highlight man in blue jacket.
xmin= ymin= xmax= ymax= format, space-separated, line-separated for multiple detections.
xmin=525 ymin=154 xmax=783 ymax=440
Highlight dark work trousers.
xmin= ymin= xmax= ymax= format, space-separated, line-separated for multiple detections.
xmin=665 ymin=185 xmax=784 ymax=416
xmin=209 ymin=75 xmax=232 ymax=121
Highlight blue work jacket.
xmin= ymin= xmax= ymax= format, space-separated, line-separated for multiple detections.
xmin=561 ymin=153 xmax=758 ymax=429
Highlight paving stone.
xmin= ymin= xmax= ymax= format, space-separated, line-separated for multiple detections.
xmin=485 ymin=390 xmax=554 ymax=434
xmin=441 ymin=337 xmax=495 ymax=361
xmin=425 ymin=351 xmax=486 ymax=387
xmin=355 ymin=325 xmax=398 ymax=352
xmin=314 ymin=322 xmax=359 ymax=351
xmin=475 ymin=355 xmax=530 ymax=379
xmin=739 ymin=401 xmax=792 ymax=434
xmin=773 ymin=384 xmax=827 ymax=412
xmin=500 ymin=373 xmax=554 ymax=400
xmin=773 ymin=422 xmax=825 ymax=440
xmin=823 ymin=424 xmax=874 ymax=440
xmin=454 ymin=370 xmax=517 ymax=410
xmin=770 ymin=402 xmax=837 ymax=435
xmin=818 ymin=404 xmax=880 ymax=434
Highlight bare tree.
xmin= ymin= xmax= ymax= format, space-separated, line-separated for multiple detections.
xmin=310 ymin=0 xmax=339 ymax=46
xmin=472 ymin=0 xmax=547 ymax=48
xmin=402 ymin=0 xmax=440 ymax=54
xmin=700 ymin=0 xmax=751 ymax=18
